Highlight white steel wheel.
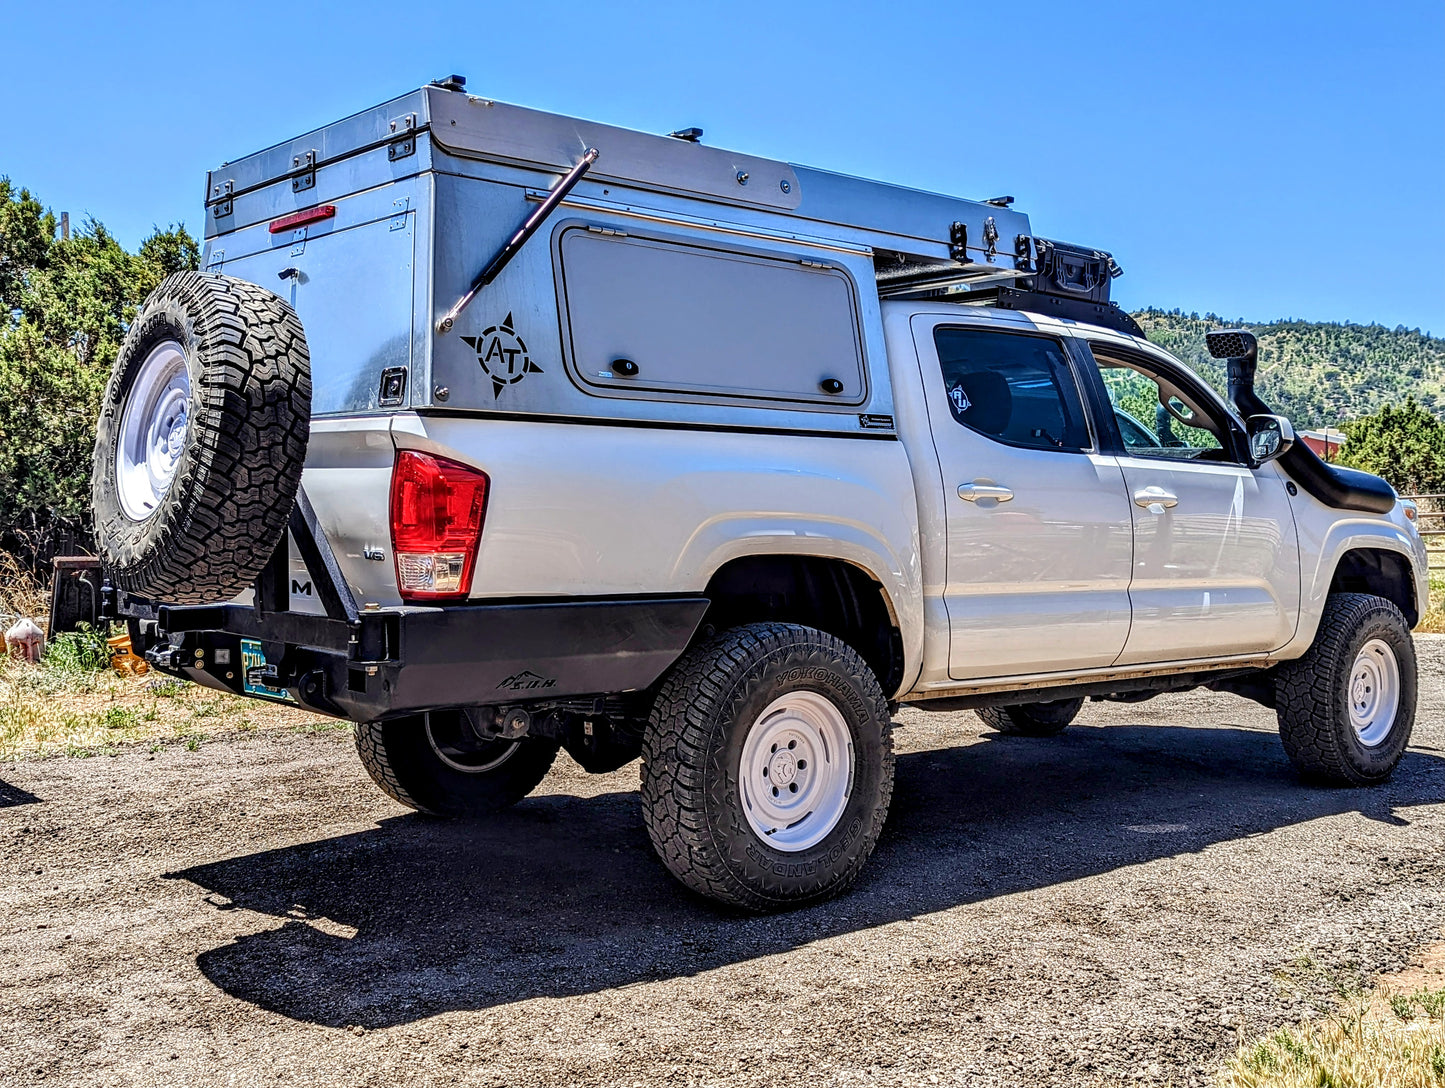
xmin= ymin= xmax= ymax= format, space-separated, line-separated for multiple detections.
xmin=1347 ymin=638 xmax=1400 ymax=748
xmin=739 ymin=690 xmax=854 ymax=852
xmin=641 ymin=623 xmax=894 ymax=910
xmin=115 ymin=339 xmax=191 ymax=521
xmin=1276 ymin=593 xmax=1416 ymax=786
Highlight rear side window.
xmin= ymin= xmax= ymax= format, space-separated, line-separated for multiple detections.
xmin=932 ymin=328 xmax=1091 ymax=452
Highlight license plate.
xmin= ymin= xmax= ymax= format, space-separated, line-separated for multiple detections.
xmin=240 ymin=638 xmax=294 ymax=701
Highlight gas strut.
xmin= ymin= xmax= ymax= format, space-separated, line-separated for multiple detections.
xmin=435 ymin=147 xmax=599 ymax=335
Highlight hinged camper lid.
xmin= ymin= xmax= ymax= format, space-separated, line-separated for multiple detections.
xmin=426 ymin=90 xmax=803 ymax=212
xmin=204 ymin=89 xmax=431 ymax=214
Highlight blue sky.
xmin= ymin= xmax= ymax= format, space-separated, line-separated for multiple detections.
xmin=3 ymin=1 xmax=1441 ymax=332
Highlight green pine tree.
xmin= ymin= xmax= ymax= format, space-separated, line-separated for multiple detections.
xmin=1336 ymin=397 xmax=1445 ymax=496
xmin=0 ymin=178 xmax=198 ymax=564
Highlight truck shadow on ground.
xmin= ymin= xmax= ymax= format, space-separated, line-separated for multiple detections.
xmin=0 ymin=777 xmax=40 ymax=808
xmin=172 ymin=721 xmax=1445 ymax=1028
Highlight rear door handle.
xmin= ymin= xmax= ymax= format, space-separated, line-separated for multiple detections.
xmin=958 ymin=483 xmax=1014 ymax=503
xmin=1133 ymin=486 xmax=1179 ymax=510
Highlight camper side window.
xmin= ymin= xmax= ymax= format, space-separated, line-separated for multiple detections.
xmin=933 ymin=328 xmax=1092 ymax=453
xmin=557 ymin=228 xmax=867 ymax=407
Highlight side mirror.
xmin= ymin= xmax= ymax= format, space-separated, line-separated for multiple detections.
xmin=1246 ymin=414 xmax=1294 ymax=466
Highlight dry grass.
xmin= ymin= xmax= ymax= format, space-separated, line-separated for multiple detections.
xmin=1421 ymin=575 xmax=1445 ymax=635
xmin=0 ymin=631 xmax=336 ymax=760
xmin=0 ymin=552 xmax=336 ymax=759
xmin=0 ymin=550 xmax=48 ymax=625
xmin=1221 ymin=1002 xmax=1445 ymax=1087
xmin=1220 ymin=947 xmax=1445 ymax=1087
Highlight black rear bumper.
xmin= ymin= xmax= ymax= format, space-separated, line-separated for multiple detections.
xmin=132 ymin=597 xmax=709 ymax=722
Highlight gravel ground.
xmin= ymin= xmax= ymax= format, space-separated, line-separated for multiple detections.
xmin=3 ymin=637 xmax=1444 ymax=1088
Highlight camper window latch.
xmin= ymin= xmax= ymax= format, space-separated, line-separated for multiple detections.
xmin=435 ymin=147 xmax=599 ymax=335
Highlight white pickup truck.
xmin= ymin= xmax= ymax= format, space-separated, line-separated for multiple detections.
xmin=91 ymin=78 xmax=1428 ymax=909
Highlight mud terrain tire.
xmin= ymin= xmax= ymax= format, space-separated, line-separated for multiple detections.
xmin=976 ymin=697 xmax=1084 ymax=737
xmin=355 ymin=713 xmax=560 ymax=817
xmin=92 ymin=272 xmax=311 ymax=603
xmin=1275 ymin=592 xmax=1417 ymax=785
xmin=641 ymin=623 xmax=894 ymax=911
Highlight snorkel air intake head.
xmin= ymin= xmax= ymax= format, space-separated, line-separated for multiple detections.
xmin=1205 ymin=329 xmax=1257 ymax=363
xmin=1206 ymin=328 xmax=1269 ymax=419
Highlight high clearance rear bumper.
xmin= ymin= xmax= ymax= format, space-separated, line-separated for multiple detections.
xmin=125 ymin=597 xmax=709 ymax=722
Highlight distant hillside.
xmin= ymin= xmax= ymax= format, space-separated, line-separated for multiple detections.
xmin=1130 ymin=309 xmax=1445 ymax=430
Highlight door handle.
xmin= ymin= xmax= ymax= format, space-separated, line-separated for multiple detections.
xmin=1133 ymin=486 xmax=1179 ymax=510
xmin=958 ymin=483 xmax=1014 ymax=503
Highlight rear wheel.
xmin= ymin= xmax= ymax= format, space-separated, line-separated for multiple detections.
xmin=976 ymin=697 xmax=1084 ymax=737
xmin=641 ymin=623 xmax=894 ymax=911
xmin=1275 ymin=593 xmax=1416 ymax=785
xmin=354 ymin=711 xmax=560 ymax=817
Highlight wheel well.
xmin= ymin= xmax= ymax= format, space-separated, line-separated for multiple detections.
xmin=699 ymin=556 xmax=905 ymax=695
xmin=1329 ymin=548 xmax=1418 ymax=627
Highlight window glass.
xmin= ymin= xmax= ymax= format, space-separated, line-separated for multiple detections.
xmin=932 ymin=328 xmax=1091 ymax=452
xmin=1090 ymin=348 xmax=1236 ymax=462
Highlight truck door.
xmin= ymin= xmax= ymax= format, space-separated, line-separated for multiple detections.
xmin=910 ymin=317 xmax=1135 ymax=680
xmin=1081 ymin=340 xmax=1301 ymax=664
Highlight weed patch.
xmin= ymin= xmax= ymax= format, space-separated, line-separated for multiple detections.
xmin=1 ymin=651 xmax=324 ymax=759
xmin=44 ymin=625 xmax=112 ymax=673
xmin=1223 ymin=958 xmax=1445 ymax=1087
xmin=1420 ymin=576 xmax=1445 ymax=634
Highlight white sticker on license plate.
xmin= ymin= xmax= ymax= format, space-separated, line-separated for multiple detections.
xmin=240 ymin=638 xmax=294 ymax=701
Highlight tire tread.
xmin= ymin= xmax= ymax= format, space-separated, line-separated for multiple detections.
xmin=94 ymin=272 xmax=312 ymax=603
xmin=353 ymin=718 xmax=559 ymax=817
xmin=640 ymin=622 xmax=894 ymax=911
xmin=1276 ymin=592 xmax=1416 ymax=785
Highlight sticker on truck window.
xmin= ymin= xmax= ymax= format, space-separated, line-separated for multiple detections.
xmin=240 ymin=638 xmax=294 ymax=701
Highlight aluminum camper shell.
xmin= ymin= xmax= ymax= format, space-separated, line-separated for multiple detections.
xmin=201 ymin=83 xmax=1033 ymax=434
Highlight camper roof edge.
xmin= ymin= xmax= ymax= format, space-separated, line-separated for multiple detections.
xmin=204 ymin=83 xmax=1032 ymax=267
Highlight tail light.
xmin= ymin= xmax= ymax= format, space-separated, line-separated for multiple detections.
xmin=389 ymin=450 xmax=489 ymax=601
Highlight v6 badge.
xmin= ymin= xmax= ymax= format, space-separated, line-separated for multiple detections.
xmin=461 ymin=312 xmax=543 ymax=398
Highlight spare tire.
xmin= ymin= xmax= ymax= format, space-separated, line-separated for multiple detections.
xmin=92 ymin=272 xmax=311 ymax=603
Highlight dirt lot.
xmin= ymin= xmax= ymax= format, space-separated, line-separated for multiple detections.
xmin=2 ymin=639 xmax=1444 ymax=1087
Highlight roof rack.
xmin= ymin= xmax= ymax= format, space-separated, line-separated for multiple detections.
xmin=876 ymin=234 xmax=1139 ymax=337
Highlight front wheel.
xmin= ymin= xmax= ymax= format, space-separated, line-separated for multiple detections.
xmin=354 ymin=710 xmax=560 ymax=817
xmin=641 ymin=623 xmax=894 ymax=911
xmin=1275 ymin=593 xmax=1417 ymax=785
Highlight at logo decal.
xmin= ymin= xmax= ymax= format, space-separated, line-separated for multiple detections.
xmin=461 ymin=312 xmax=543 ymax=398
